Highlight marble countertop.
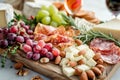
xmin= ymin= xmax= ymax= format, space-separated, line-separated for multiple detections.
xmin=0 ymin=0 xmax=120 ymax=80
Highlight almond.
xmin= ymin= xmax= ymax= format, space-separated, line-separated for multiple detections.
xmin=55 ymin=56 xmax=61 ymax=64
xmin=91 ymin=67 xmax=102 ymax=76
xmin=79 ymin=71 xmax=88 ymax=80
xmin=75 ymin=39 xmax=82 ymax=46
xmin=67 ymin=61 xmax=77 ymax=67
xmin=93 ymin=53 xmax=101 ymax=60
xmin=86 ymin=70 xmax=95 ymax=80
xmin=77 ymin=59 xmax=85 ymax=65
xmin=78 ymin=50 xmax=86 ymax=56
xmin=75 ymin=68 xmax=82 ymax=75
xmin=60 ymin=51 xmax=66 ymax=58
xmin=40 ymin=57 xmax=49 ymax=63
xmin=14 ymin=62 xmax=23 ymax=70
xmin=96 ymin=64 xmax=105 ymax=73
xmin=97 ymin=59 xmax=103 ymax=64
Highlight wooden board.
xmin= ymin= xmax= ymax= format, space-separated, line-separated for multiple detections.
xmin=0 ymin=48 xmax=119 ymax=80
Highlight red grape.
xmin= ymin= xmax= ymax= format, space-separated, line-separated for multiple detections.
xmin=9 ymin=26 xmax=18 ymax=33
xmin=0 ymin=33 xmax=4 ymax=40
xmin=0 ymin=39 xmax=8 ymax=48
xmin=44 ymin=43 xmax=53 ymax=51
xmin=26 ymin=39 xmax=33 ymax=46
xmin=0 ymin=28 xmax=3 ymax=33
xmin=27 ymin=30 xmax=33 ymax=35
xmin=32 ymin=53 xmax=40 ymax=61
xmin=16 ymin=36 xmax=24 ymax=43
xmin=29 ymin=35 xmax=34 ymax=39
xmin=46 ymin=52 xmax=54 ymax=60
xmin=8 ymin=41 xmax=15 ymax=46
xmin=23 ymin=44 xmax=32 ymax=53
xmin=40 ymin=48 xmax=48 ymax=57
xmin=26 ymin=52 xmax=33 ymax=59
xmin=52 ymin=48 xmax=60 ymax=57
xmin=33 ymin=45 xmax=41 ymax=53
xmin=38 ymin=40 xmax=45 ymax=48
xmin=3 ymin=28 xmax=9 ymax=35
xmin=7 ymin=33 xmax=17 ymax=41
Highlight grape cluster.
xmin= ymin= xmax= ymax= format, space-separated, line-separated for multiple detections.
xmin=22 ymin=40 xmax=60 ymax=61
xmin=36 ymin=5 xmax=67 ymax=27
xmin=0 ymin=21 xmax=34 ymax=48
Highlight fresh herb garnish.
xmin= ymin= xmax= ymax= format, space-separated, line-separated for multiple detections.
xmin=1 ymin=46 xmax=19 ymax=68
xmin=75 ymin=30 xmax=120 ymax=47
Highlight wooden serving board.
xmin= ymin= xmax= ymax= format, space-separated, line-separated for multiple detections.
xmin=0 ymin=48 xmax=119 ymax=80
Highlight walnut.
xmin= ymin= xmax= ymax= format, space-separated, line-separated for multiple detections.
xmin=17 ymin=68 xmax=29 ymax=76
xmin=31 ymin=75 xmax=43 ymax=80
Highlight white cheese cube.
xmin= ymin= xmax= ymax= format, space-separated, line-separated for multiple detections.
xmin=60 ymin=58 xmax=69 ymax=66
xmin=65 ymin=52 xmax=75 ymax=61
xmin=74 ymin=55 xmax=84 ymax=62
xmin=64 ymin=45 xmax=76 ymax=53
xmin=75 ymin=64 xmax=90 ymax=71
xmin=63 ymin=67 xmax=75 ymax=77
xmin=77 ymin=44 xmax=89 ymax=51
xmin=86 ymin=58 xmax=97 ymax=67
xmin=84 ymin=49 xmax=95 ymax=60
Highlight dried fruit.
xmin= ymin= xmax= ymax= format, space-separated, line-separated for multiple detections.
xmin=14 ymin=62 xmax=23 ymax=70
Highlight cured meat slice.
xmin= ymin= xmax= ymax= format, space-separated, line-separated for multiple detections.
xmin=90 ymin=38 xmax=120 ymax=64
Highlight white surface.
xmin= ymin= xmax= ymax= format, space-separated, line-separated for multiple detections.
xmin=0 ymin=0 xmax=120 ymax=80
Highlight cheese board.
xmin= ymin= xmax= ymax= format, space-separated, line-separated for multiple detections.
xmin=0 ymin=1 xmax=120 ymax=80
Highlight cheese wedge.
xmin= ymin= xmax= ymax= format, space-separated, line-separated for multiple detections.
xmin=91 ymin=19 xmax=120 ymax=41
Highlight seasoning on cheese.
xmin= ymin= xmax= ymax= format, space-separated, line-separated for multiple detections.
xmin=91 ymin=19 xmax=120 ymax=41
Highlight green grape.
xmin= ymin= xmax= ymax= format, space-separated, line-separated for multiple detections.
xmin=50 ymin=21 xmax=58 ymax=27
xmin=58 ymin=11 xmax=67 ymax=15
xmin=48 ymin=5 xmax=58 ymax=16
xmin=52 ymin=14 xmax=63 ymax=24
xmin=37 ymin=10 xmax=49 ymax=19
xmin=41 ymin=16 xmax=51 ymax=25
xmin=41 ymin=5 xmax=48 ymax=10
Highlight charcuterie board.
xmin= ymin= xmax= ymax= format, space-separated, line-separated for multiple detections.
xmin=0 ymin=48 xmax=118 ymax=80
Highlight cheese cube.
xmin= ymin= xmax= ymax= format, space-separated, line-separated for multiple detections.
xmin=63 ymin=67 xmax=75 ymax=77
xmin=84 ymin=49 xmax=95 ymax=59
xmin=75 ymin=64 xmax=90 ymax=71
xmin=91 ymin=19 xmax=120 ymax=41
xmin=60 ymin=58 xmax=69 ymax=66
xmin=86 ymin=58 xmax=97 ymax=67
xmin=65 ymin=52 xmax=75 ymax=61
xmin=74 ymin=55 xmax=84 ymax=62
xmin=64 ymin=45 xmax=76 ymax=53
xmin=77 ymin=44 xmax=89 ymax=51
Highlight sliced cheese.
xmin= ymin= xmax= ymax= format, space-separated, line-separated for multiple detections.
xmin=63 ymin=67 xmax=75 ymax=77
xmin=75 ymin=64 xmax=90 ymax=71
xmin=86 ymin=58 xmax=97 ymax=67
xmin=91 ymin=19 xmax=120 ymax=41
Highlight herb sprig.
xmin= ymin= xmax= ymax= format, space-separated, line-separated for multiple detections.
xmin=75 ymin=30 xmax=120 ymax=47
xmin=1 ymin=46 xmax=19 ymax=67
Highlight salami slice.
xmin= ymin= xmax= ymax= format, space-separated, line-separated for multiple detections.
xmin=90 ymin=38 xmax=120 ymax=64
